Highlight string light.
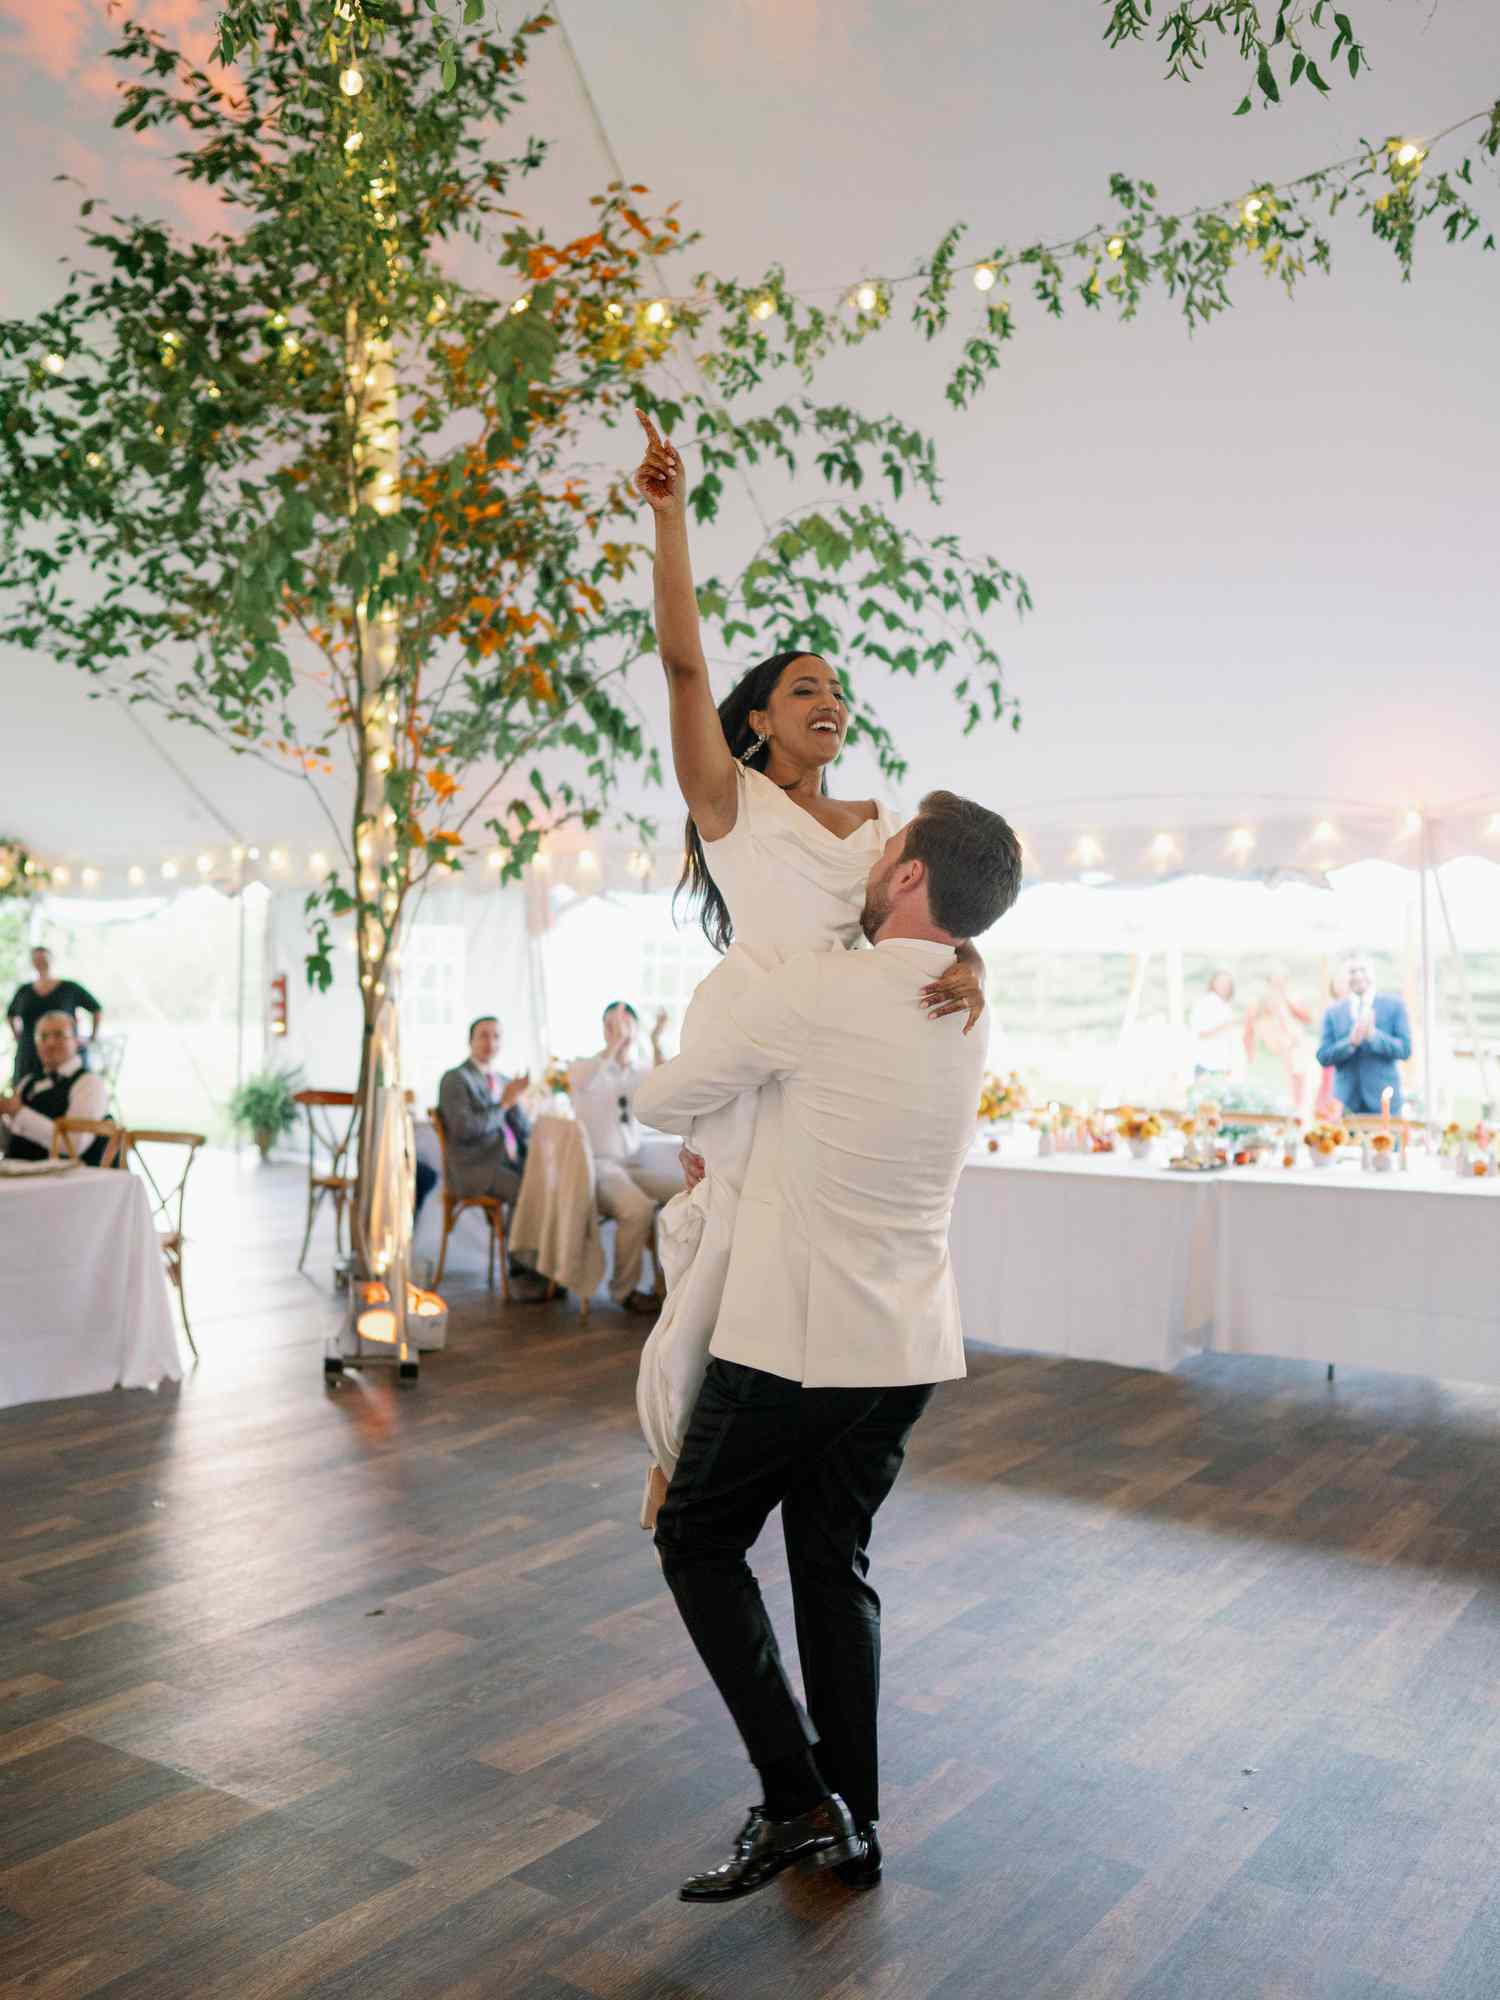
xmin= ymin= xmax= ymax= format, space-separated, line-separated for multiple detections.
xmin=247 ymin=846 xmax=261 ymax=861
xmin=510 ymin=295 xmax=530 ymax=317
xmin=85 ymin=452 xmax=102 ymax=469
xmin=1394 ymin=141 xmax=1425 ymax=169
xmin=643 ymin=300 xmax=668 ymax=326
xmin=309 ymin=850 xmax=328 ymax=874
xmin=1106 ymin=236 xmax=1125 ymax=260
xmin=972 ymin=264 xmax=997 ymax=292
xmin=269 ymin=848 xmax=288 ymax=871
xmin=1149 ymin=833 xmax=1177 ymax=863
xmin=1228 ymin=827 xmax=1256 ymax=857
xmin=203 ymin=383 xmax=221 ymax=399
xmin=344 ymin=129 xmax=364 ymax=155
xmin=269 ymin=311 xmax=288 ymax=330
xmin=230 ymin=844 xmax=245 ymax=864
xmin=749 ymin=294 xmax=776 ymax=320
xmin=81 ymin=867 xmax=100 ymax=889
xmin=604 ymin=301 xmax=624 ymax=321
xmin=1241 ymin=196 xmax=1265 ymax=226
xmin=161 ymin=859 xmax=180 ymax=881
xmin=196 ymin=852 xmax=214 ymax=875
xmin=1073 ymin=835 xmax=1104 ymax=867
xmin=281 ymin=334 xmax=301 ymax=357
xmin=339 ymin=66 xmax=364 ymax=97
xmin=52 ymin=864 xmax=71 ymax=887
xmin=486 ymin=849 xmax=504 ymax=869
xmin=1312 ymin=819 xmax=1337 ymax=842
xmin=43 ymin=352 xmax=65 ymax=376
xmin=1403 ymin=808 xmax=1423 ymax=835
xmin=851 ymin=282 xmax=880 ymax=313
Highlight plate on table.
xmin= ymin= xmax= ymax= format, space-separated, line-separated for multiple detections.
xmin=1166 ymin=1157 xmax=1230 ymax=1173
xmin=0 ymin=1158 xmax=84 ymax=1179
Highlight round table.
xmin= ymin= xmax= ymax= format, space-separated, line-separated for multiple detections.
xmin=0 ymin=1165 xmax=182 ymax=1409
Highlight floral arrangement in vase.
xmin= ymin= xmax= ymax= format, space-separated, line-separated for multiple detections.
xmin=542 ymin=1058 xmax=573 ymax=1104
xmin=1116 ymin=1109 xmax=1162 ymax=1159
xmin=977 ymin=1071 xmax=1028 ymax=1126
xmin=1368 ymin=1130 xmax=1397 ymax=1173
xmin=1303 ymin=1122 xmax=1348 ymax=1165
xmin=1462 ymin=1122 xmax=1493 ymax=1178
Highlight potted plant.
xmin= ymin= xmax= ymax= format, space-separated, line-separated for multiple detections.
xmin=229 ymin=1066 xmax=304 ymax=1161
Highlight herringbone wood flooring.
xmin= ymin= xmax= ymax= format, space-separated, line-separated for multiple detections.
xmin=4 ymin=1152 xmax=1500 ymax=1998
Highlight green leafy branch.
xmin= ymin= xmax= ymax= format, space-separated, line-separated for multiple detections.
xmin=1101 ymin=2 xmax=1370 ymax=112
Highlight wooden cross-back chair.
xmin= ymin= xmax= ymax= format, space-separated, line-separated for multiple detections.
xmin=49 ymin=1118 xmax=124 ymax=1170
xmin=125 ymin=1130 xmax=207 ymax=1358
xmin=294 ymin=1088 xmax=359 ymax=1272
xmin=427 ymin=1106 xmax=510 ymax=1297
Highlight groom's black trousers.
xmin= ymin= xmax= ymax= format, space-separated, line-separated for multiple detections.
xmin=654 ymin=1357 xmax=935 ymax=1829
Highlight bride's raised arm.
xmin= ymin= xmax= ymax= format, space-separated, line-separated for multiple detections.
xmin=633 ymin=409 xmax=737 ymax=843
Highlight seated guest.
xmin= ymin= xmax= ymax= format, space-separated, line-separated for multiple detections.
xmin=437 ymin=1017 xmax=545 ymax=1296
xmin=8 ymin=946 xmax=103 ymax=1085
xmin=570 ymin=1002 xmax=683 ymax=1316
xmin=1316 ymin=955 xmax=1413 ymax=1115
xmin=0 ymin=1011 xmax=112 ymax=1164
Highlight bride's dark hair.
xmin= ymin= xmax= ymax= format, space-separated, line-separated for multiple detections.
xmin=675 ymin=649 xmax=825 ymax=953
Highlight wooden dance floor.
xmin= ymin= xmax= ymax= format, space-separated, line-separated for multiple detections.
xmin=4 ymin=1153 xmax=1500 ymax=1998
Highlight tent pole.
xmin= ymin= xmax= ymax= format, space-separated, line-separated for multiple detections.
xmin=1419 ymin=814 xmax=1436 ymax=1132
xmin=235 ymin=867 xmax=247 ymax=1128
xmin=1430 ymin=836 xmax=1493 ymax=1110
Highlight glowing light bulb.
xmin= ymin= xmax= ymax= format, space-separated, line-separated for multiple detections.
xmin=510 ymin=295 xmax=530 ymax=317
xmin=1395 ymin=141 xmax=1424 ymax=168
xmin=644 ymin=300 xmax=668 ymax=326
xmin=1228 ymin=827 xmax=1255 ymax=856
xmin=972 ymin=264 xmax=997 ymax=292
xmin=85 ymin=452 xmax=102 ymax=469
xmin=161 ymin=859 xmax=180 ymax=881
xmin=203 ymin=383 xmax=221 ymax=399
xmin=1242 ymin=196 xmax=1264 ymax=225
xmin=269 ymin=848 xmax=288 ymax=871
xmin=43 ymin=352 xmax=65 ymax=376
xmin=852 ymin=282 xmax=879 ymax=312
xmin=750 ymin=294 xmax=775 ymax=321
xmin=344 ymin=128 xmax=364 ymax=155
xmin=128 ymin=866 xmax=145 ymax=887
xmin=1312 ymin=820 xmax=1337 ymax=842
xmin=196 ymin=852 xmax=214 ymax=875
xmin=1073 ymin=835 xmax=1103 ymax=867
xmin=247 ymin=846 xmax=260 ymax=860
xmin=309 ymin=850 xmax=328 ymax=874
xmin=1404 ymin=808 xmax=1423 ymax=835
xmin=81 ymin=866 xmax=100 ymax=889
xmin=487 ymin=849 xmax=503 ymax=870
xmin=281 ymin=334 xmax=301 ymax=357
xmin=339 ymin=66 xmax=364 ymax=97
xmin=604 ymin=300 xmax=624 ymax=321
xmin=1106 ymin=236 xmax=1125 ymax=260
xmin=52 ymin=865 xmax=71 ymax=886
xmin=269 ymin=311 xmax=287 ymax=330
xmin=1150 ymin=833 xmax=1176 ymax=862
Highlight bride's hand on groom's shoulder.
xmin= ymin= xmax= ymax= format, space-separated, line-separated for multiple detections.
xmin=922 ymin=960 xmax=986 ymax=1034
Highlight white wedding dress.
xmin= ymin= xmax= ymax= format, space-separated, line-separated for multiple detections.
xmin=636 ymin=763 xmax=898 ymax=1494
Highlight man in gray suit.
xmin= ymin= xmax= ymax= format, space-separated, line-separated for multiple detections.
xmin=437 ymin=1015 xmax=531 ymax=1205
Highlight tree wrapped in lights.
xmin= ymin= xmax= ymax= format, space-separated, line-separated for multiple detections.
xmin=0 ymin=3 xmax=1025 ymax=1300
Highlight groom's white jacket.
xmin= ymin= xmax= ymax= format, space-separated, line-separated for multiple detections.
xmin=635 ymin=938 xmax=986 ymax=1388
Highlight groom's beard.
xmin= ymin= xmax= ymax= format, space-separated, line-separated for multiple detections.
xmin=859 ymin=876 xmax=893 ymax=945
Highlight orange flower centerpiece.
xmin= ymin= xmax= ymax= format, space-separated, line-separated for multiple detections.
xmin=1303 ymin=1121 xmax=1348 ymax=1167
xmin=1368 ymin=1130 xmax=1397 ymax=1173
xmin=543 ymin=1058 xmax=572 ymax=1108
xmin=1464 ymin=1122 xmax=1494 ymax=1179
xmin=1117 ymin=1109 xmax=1163 ymax=1160
xmin=978 ymin=1071 xmax=1028 ymax=1127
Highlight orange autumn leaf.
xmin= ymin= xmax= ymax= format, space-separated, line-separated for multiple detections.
xmin=469 ymin=595 xmax=496 ymax=618
xmin=427 ymin=769 xmax=459 ymax=800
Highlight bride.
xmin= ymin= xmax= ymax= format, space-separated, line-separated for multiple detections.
xmin=630 ymin=408 xmax=986 ymax=1526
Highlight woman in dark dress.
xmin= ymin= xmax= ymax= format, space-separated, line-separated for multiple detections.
xmin=6 ymin=946 xmax=103 ymax=1085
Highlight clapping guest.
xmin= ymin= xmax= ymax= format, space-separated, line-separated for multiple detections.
xmin=1316 ymin=955 xmax=1412 ymax=1115
xmin=0 ymin=1012 xmax=111 ymax=1164
xmin=570 ymin=1003 xmax=684 ymax=1316
xmin=436 ymin=1016 xmax=547 ymax=1296
xmin=8 ymin=947 xmax=103 ymax=1085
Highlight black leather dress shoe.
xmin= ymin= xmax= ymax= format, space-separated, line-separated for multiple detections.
xmin=834 ymin=1823 xmax=882 ymax=1888
xmin=679 ymin=1795 xmax=859 ymax=1903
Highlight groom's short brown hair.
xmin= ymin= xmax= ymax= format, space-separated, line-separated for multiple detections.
xmin=905 ymin=791 xmax=1022 ymax=939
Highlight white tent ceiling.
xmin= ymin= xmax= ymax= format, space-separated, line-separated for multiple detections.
xmin=2 ymin=0 xmax=1497 ymax=885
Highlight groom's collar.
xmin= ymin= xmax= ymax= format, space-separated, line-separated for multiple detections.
xmin=873 ymin=938 xmax=957 ymax=969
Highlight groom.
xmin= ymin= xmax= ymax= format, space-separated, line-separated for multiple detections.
xmin=636 ymin=789 xmax=1022 ymax=1903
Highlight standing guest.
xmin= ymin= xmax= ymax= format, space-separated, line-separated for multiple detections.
xmin=1 ymin=1012 xmax=111 ymax=1164
xmin=1243 ymin=965 xmax=1314 ymax=1114
xmin=1316 ymin=955 xmax=1413 ymax=1115
xmin=571 ymin=1002 xmax=684 ymax=1317
xmin=1189 ymin=969 xmax=1238 ymax=1085
xmin=437 ymin=1016 xmax=544 ymax=1295
xmin=8 ymin=946 xmax=103 ymax=1086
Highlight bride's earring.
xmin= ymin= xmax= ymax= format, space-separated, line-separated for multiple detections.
xmin=739 ymin=733 xmax=768 ymax=764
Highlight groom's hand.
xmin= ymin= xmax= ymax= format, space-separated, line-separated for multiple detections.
xmin=679 ymin=1146 xmax=706 ymax=1191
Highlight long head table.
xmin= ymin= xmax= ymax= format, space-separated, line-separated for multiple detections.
xmin=950 ymin=1147 xmax=1500 ymax=1387
xmin=0 ymin=1166 xmax=182 ymax=1409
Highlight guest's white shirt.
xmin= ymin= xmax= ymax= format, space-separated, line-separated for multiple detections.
xmin=4 ymin=1054 xmax=109 ymax=1153
xmin=1189 ymin=991 xmax=1235 ymax=1071
xmin=636 ymin=939 xmax=987 ymax=1389
xmin=569 ymin=1050 xmax=653 ymax=1165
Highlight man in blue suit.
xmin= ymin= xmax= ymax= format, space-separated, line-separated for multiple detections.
xmin=1316 ymin=956 xmax=1412 ymax=1115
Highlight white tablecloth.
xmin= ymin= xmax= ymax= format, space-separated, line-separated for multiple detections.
xmin=950 ymin=1146 xmax=1500 ymax=1387
xmin=1216 ymin=1164 xmax=1500 ymax=1386
xmin=0 ymin=1168 xmax=182 ymax=1408
xmin=951 ymin=1153 xmax=1220 ymax=1372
